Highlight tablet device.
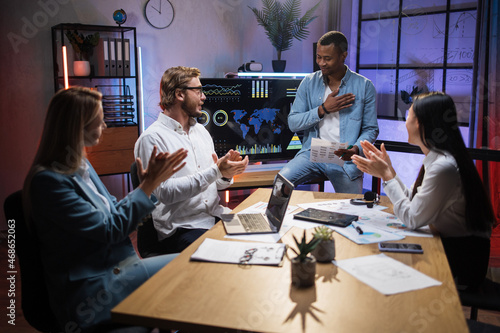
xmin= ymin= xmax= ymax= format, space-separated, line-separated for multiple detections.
xmin=293 ymin=208 xmax=358 ymax=227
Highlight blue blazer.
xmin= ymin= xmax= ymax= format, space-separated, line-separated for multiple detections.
xmin=29 ymin=161 xmax=155 ymax=331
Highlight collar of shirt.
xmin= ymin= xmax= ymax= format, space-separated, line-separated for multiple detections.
xmin=76 ymin=159 xmax=111 ymax=212
xmin=423 ymin=148 xmax=450 ymax=169
xmin=340 ymin=65 xmax=353 ymax=87
xmin=76 ymin=159 xmax=90 ymax=181
xmin=320 ymin=64 xmax=352 ymax=89
xmin=158 ymin=112 xmax=197 ymax=134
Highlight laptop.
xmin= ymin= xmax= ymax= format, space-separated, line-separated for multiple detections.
xmin=222 ymin=173 xmax=294 ymax=235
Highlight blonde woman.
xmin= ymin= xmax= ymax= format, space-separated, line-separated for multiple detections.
xmin=23 ymin=87 xmax=187 ymax=332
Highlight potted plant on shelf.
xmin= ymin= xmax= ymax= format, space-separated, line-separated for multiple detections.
xmin=65 ymin=30 xmax=100 ymax=76
xmin=290 ymin=230 xmax=321 ymax=288
xmin=311 ymin=226 xmax=335 ymax=262
xmin=248 ymin=0 xmax=321 ymax=72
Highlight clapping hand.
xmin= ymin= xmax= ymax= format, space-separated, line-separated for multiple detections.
xmin=137 ymin=146 xmax=187 ymax=196
xmin=213 ymin=149 xmax=249 ymax=179
xmin=351 ymin=141 xmax=395 ymax=181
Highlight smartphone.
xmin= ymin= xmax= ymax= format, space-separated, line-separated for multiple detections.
xmin=378 ymin=242 xmax=423 ymax=254
xmin=293 ymin=208 xmax=358 ymax=227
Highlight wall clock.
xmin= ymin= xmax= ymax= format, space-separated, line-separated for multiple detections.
xmin=145 ymin=0 xmax=175 ymax=29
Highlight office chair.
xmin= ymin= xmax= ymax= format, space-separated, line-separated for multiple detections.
xmin=467 ymin=319 xmax=500 ymax=333
xmin=130 ymin=162 xmax=163 ymax=258
xmin=460 ymin=277 xmax=500 ymax=321
xmin=4 ymin=190 xmax=60 ymax=332
xmin=442 ymin=236 xmax=500 ymax=321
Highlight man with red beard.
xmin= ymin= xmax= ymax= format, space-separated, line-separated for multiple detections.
xmin=135 ymin=66 xmax=248 ymax=255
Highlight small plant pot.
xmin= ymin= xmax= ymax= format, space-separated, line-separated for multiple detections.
xmin=272 ymin=60 xmax=286 ymax=72
xmin=311 ymin=239 xmax=335 ymax=263
xmin=291 ymin=256 xmax=316 ymax=288
xmin=73 ymin=60 xmax=91 ymax=76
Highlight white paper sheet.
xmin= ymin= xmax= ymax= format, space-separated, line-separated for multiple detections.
xmin=355 ymin=210 xmax=433 ymax=238
xmin=296 ymin=200 xmax=433 ymax=238
xmin=335 ymin=222 xmax=405 ymax=244
xmin=310 ymin=138 xmax=349 ymax=165
xmin=334 ymin=254 xmax=442 ymax=295
xmin=191 ymin=238 xmax=286 ymax=266
xmin=298 ymin=199 xmax=388 ymax=213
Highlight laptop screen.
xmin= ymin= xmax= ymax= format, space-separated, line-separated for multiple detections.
xmin=265 ymin=173 xmax=294 ymax=232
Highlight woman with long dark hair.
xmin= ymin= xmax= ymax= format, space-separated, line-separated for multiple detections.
xmin=352 ymin=92 xmax=496 ymax=290
xmin=23 ymin=87 xmax=187 ymax=332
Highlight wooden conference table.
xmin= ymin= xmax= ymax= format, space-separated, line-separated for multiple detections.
xmin=228 ymin=164 xmax=327 ymax=191
xmin=112 ymin=189 xmax=468 ymax=333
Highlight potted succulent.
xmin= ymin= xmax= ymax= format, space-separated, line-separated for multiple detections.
xmin=311 ymin=226 xmax=335 ymax=262
xmin=65 ymin=30 xmax=100 ymax=76
xmin=248 ymin=0 xmax=321 ymax=72
xmin=290 ymin=230 xmax=321 ymax=288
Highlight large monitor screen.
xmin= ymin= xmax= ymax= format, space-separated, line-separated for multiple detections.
xmin=198 ymin=78 xmax=303 ymax=162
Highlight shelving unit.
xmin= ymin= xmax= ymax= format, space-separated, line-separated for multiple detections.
xmin=51 ymin=23 xmax=140 ymax=175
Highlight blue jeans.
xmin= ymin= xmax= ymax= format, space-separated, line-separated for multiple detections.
xmin=280 ymin=151 xmax=363 ymax=194
xmin=141 ymin=253 xmax=178 ymax=277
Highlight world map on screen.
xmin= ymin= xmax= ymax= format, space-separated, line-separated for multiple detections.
xmin=232 ymin=108 xmax=281 ymax=139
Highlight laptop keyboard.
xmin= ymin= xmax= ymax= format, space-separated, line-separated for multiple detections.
xmin=238 ymin=214 xmax=272 ymax=232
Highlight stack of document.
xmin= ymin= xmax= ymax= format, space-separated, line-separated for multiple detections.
xmin=191 ymin=238 xmax=287 ymax=266
xmin=310 ymin=138 xmax=349 ymax=166
xmin=295 ymin=199 xmax=433 ymax=241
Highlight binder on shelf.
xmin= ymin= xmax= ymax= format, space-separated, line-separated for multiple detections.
xmin=103 ymin=38 xmax=110 ymax=76
xmin=109 ymin=38 xmax=117 ymax=76
xmin=124 ymin=39 xmax=131 ymax=76
xmin=116 ymin=39 xmax=124 ymax=77
xmin=92 ymin=38 xmax=106 ymax=76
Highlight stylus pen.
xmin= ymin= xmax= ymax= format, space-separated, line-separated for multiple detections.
xmin=340 ymin=145 xmax=354 ymax=159
xmin=352 ymin=222 xmax=364 ymax=235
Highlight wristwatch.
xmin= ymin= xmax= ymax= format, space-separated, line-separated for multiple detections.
xmin=221 ymin=177 xmax=231 ymax=182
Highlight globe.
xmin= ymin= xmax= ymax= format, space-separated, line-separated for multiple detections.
xmin=113 ymin=9 xmax=127 ymax=25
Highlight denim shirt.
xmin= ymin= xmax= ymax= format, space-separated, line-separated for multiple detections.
xmin=288 ymin=66 xmax=379 ymax=179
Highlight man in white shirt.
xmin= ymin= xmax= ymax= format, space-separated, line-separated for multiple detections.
xmin=134 ymin=66 xmax=249 ymax=254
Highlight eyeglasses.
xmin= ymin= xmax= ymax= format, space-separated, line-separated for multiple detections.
xmin=181 ymin=86 xmax=204 ymax=96
xmin=239 ymin=248 xmax=257 ymax=264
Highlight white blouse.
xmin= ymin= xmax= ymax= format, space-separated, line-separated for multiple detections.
xmin=383 ymin=149 xmax=490 ymax=238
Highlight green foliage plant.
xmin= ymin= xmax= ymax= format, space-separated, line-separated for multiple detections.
xmin=291 ymin=230 xmax=321 ymax=262
xmin=312 ymin=225 xmax=334 ymax=241
xmin=248 ymin=0 xmax=321 ymax=61
xmin=65 ymin=30 xmax=100 ymax=61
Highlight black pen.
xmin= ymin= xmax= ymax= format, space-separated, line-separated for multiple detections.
xmin=352 ymin=222 xmax=363 ymax=235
